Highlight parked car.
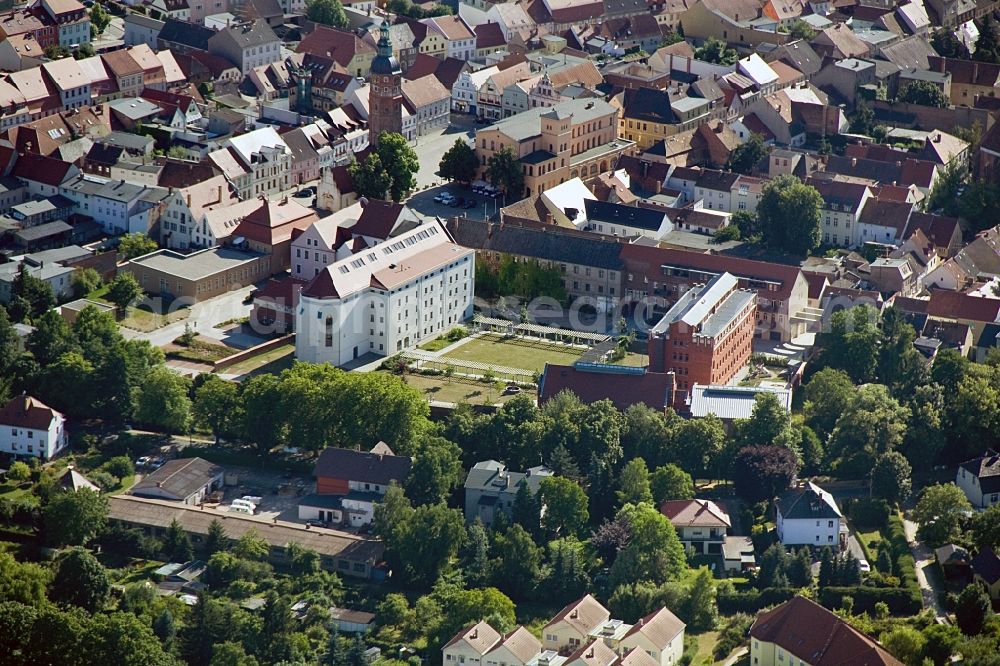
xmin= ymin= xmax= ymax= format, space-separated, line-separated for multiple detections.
xmin=449 ymin=197 xmax=464 ymax=207
xmin=858 ymin=559 xmax=870 ymax=573
xmin=434 ymin=192 xmax=454 ymax=203
xmin=463 ymin=199 xmax=477 ymax=209
xmin=503 ymin=385 xmax=521 ymax=395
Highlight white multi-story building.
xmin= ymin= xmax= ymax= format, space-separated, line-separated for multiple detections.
xmin=208 ymin=127 xmax=292 ymax=200
xmin=809 ymin=178 xmax=873 ymax=248
xmin=423 ymin=16 xmax=476 ymax=61
xmin=776 ymin=482 xmax=844 ymax=551
xmin=296 ymin=218 xmax=475 ymax=365
xmin=452 ymin=66 xmax=498 ymax=114
xmin=60 ymin=174 xmax=170 ymax=235
xmin=0 ymin=395 xmax=68 ymax=460
xmin=208 ymin=20 xmax=281 ymax=75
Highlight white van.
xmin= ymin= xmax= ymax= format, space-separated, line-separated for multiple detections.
xmin=228 ymin=504 xmax=254 ymax=515
xmin=230 ymin=499 xmax=256 ymax=512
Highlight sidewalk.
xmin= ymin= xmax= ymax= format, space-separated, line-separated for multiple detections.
xmin=903 ymin=513 xmax=948 ymax=621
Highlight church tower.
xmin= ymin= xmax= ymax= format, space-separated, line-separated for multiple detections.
xmin=368 ymin=22 xmax=403 ymax=147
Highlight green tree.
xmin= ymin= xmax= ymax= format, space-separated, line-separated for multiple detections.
xmin=117 ymin=233 xmax=158 ymax=260
xmin=756 ymin=174 xmax=823 ymax=255
xmin=913 ymin=483 xmax=972 ymax=547
xmin=135 ymin=366 xmax=192 ymax=433
xmin=90 ymin=2 xmax=111 ymax=33
xmin=44 ymin=488 xmax=108 ymax=547
xmin=511 ymin=481 xmax=541 ymax=534
xmin=71 ymin=268 xmax=101 ymax=299
xmin=492 ymin=524 xmax=541 ymax=599
xmin=6 ymin=461 xmax=29 ymax=483
xmin=257 ymin=592 xmax=293 ymax=663
xmin=850 ymin=97 xmax=876 ymax=135
xmin=925 ymin=162 xmax=965 ymax=217
xmin=485 ymin=146 xmax=524 ymax=198
xmin=975 ymin=15 xmax=1000 ymax=64
xmin=404 ymin=435 xmax=464 ymax=506
xmin=233 ymin=529 xmax=270 ymax=561
xmin=922 ymin=624 xmax=961 ymax=665
xmin=617 ymin=457 xmax=653 ymax=506
xmin=106 ymin=273 xmax=144 ymax=313
xmin=650 ymin=463 xmax=693 ymax=504
xmin=726 ymin=133 xmax=768 ymax=175
xmin=870 ymin=452 xmax=912 ymax=504
xmin=683 ymin=566 xmax=718 ymax=630
xmin=611 ymin=502 xmax=685 ymax=587
xmin=734 ymin=392 xmax=794 ymax=449
xmin=694 ymin=37 xmax=737 ymax=65
xmin=676 ymin=415 xmax=726 ymax=479
xmin=829 ymin=384 xmax=909 ymax=475
xmin=817 ymin=305 xmax=881 ymax=383
xmin=193 ymin=376 xmax=240 ymax=442
xmin=462 ymin=521 xmax=492 ymax=587
xmin=379 ymin=132 xmax=420 ymax=201
xmin=153 ymin=609 xmax=176 ymax=648
xmin=11 ymin=268 xmax=56 ymax=322
xmin=932 ymin=29 xmax=970 ymax=59
xmin=438 ymin=139 xmax=480 ymax=183
xmin=956 ymin=584 xmax=991 ymax=635
xmin=787 ymin=548 xmax=813 ymax=587
xmin=732 ymin=445 xmax=799 ymax=503
xmin=73 ymin=42 xmax=95 ymax=59
xmin=898 ymin=80 xmax=949 ymax=107
xmin=0 ymin=551 xmax=51 ymax=606
xmin=164 ymin=518 xmax=194 ymax=561
xmin=348 ymin=151 xmax=390 ymax=200
xmin=50 ymin=548 xmax=110 ymax=612
xmin=210 ymin=642 xmax=259 ymax=666
xmin=538 ymin=476 xmax=589 ymax=537
xmin=879 ymin=627 xmax=926 ymax=665
xmin=239 ymin=374 xmax=285 ymax=453
xmin=306 ymin=0 xmax=348 ymax=26
xmin=205 ymin=519 xmax=229 ymax=556
xmin=731 ymin=209 xmax=761 ymax=239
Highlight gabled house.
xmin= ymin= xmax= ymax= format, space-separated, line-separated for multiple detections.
xmin=485 ymin=626 xmax=543 ymax=666
xmin=130 ymin=457 xmax=224 ymax=504
xmin=444 ymin=622 xmax=503 ymax=666
xmin=298 ymin=443 xmax=413 ymax=527
xmin=565 ymin=640 xmax=618 ymax=666
xmin=617 ymin=608 xmax=685 ymax=666
xmin=233 ymin=197 xmax=319 ymax=275
xmin=958 ymin=450 xmax=1000 ymax=509
xmin=776 ymin=481 xmax=844 ymax=551
xmin=660 ymin=499 xmax=730 ymax=555
xmin=0 ymin=394 xmax=68 ymax=459
xmin=463 ymin=460 xmax=553 ymax=526
xmin=208 ymin=20 xmax=281 ymax=75
xmin=749 ymin=596 xmax=903 ymax=665
xmin=543 ymin=595 xmax=611 ymax=655
xmin=972 ymin=547 xmax=1000 ymax=600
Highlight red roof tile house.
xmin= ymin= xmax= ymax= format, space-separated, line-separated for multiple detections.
xmin=231 ymin=197 xmax=319 ymax=275
xmin=298 ymin=443 xmax=412 ymax=528
xmin=660 ymin=499 xmax=730 ymax=555
xmin=0 ymin=394 xmax=68 ymax=459
xmin=749 ymin=596 xmax=903 ymax=666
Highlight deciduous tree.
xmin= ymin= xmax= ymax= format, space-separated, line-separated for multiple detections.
xmin=870 ymin=452 xmax=912 ymax=504
xmin=306 ymin=0 xmax=347 ymax=26
xmin=50 ymin=548 xmax=110 ymax=612
xmin=538 ymin=476 xmax=589 ymax=537
xmin=135 ymin=366 xmax=192 ymax=433
xmin=913 ymin=483 xmax=972 ymax=548
xmin=756 ymin=175 xmax=823 ymax=255
xmin=44 ymin=488 xmax=107 ymax=547
xmin=106 ymin=273 xmax=144 ymax=313
xmin=485 ymin=146 xmax=524 ymax=198
xmin=617 ymin=457 xmax=653 ymax=506
xmin=726 ymin=133 xmax=768 ymax=174
xmin=898 ymin=81 xmax=949 ymax=107
xmin=438 ymin=139 xmax=480 ymax=183
xmin=956 ymin=584 xmax=991 ymax=635
xmin=732 ymin=445 xmax=799 ymax=503
xmin=610 ymin=503 xmax=685 ymax=586
xmin=650 ymin=463 xmax=693 ymax=504
xmin=117 ymin=233 xmax=158 ymax=260
xmin=694 ymin=37 xmax=737 ymax=65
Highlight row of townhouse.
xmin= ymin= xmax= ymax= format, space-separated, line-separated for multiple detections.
xmin=445 ymin=596 xmax=685 ymax=666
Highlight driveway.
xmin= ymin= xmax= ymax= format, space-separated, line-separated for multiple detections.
xmin=121 ymin=285 xmax=256 ymax=348
xmin=903 ymin=513 xmax=948 ymax=621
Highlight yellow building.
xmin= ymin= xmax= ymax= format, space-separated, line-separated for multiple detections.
xmin=475 ymin=98 xmax=634 ymax=198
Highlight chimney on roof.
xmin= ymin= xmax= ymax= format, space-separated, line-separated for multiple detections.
xmin=471 ymin=628 xmax=479 ymax=640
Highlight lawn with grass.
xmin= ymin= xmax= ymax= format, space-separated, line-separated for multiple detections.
xmin=688 ymin=631 xmax=721 ymax=666
xmin=394 ymin=372 xmax=534 ymax=405
xmin=0 ymin=481 xmax=38 ymax=505
xmin=119 ymin=304 xmax=189 ymax=332
xmin=418 ymin=336 xmax=455 ymax=352
xmin=441 ymin=334 xmax=585 ymax=373
xmin=219 ymin=343 xmax=295 ymax=377
xmin=856 ymin=528 xmax=883 ymax=566
xmin=166 ymin=338 xmax=236 ymax=363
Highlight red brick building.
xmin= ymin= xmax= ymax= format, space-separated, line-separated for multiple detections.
xmin=647 ymin=272 xmax=756 ymax=406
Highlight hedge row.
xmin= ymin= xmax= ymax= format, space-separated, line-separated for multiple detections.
xmin=818 ymin=586 xmax=922 ymax=616
xmin=717 ymin=587 xmax=796 ymax=614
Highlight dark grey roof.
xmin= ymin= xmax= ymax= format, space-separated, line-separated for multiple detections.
xmin=14 ymin=220 xmax=71 ymax=242
xmin=689 ymin=77 xmax=724 ymax=101
xmin=313 ymin=447 xmax=412 ymax=485
xmin=584 ymin=199 xmax=665 ymax=231
xmin=521 ymin=149 xmax=557 ymax=165
xmin=976 ymin=323 xmax=1000 ymax=349
xmin=446 ymin=218 xmax=625 ymax=271
xmin=131 ymin=457 xmax=223 ymax=500
xmin=973 ymin=547 xmax=1000 ymax=585
xmin=961 ymin=451 xmax=1000 ymax=494
xmin=621 ymin=87 xmax=675 ymax=124
xmin=771 ymin=40 xmax=822 ymax=77
xmin=210 ymin=19 xmax=279 ymax=50
xmin=777 ymin=482 xmax=841 ymax=520
xmin=98 ymin=131 xmax=155 ymax=152
xmin=695 ymin=169 xmax=740 ymax=191
xmin=159 ymin=18 xmax=215 ymax=51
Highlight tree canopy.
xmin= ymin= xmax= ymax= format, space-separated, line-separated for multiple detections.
xmin=756 ymin=175 xmax=823 ymax=255
xmin=305 ymin=0 xmax=348 ymax=27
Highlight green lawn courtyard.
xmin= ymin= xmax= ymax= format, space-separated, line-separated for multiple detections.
xmin=392 ymin=373 xmax=535 ymax=405
xmin=438 ymin=333 xmax=646 ymax=374
xmin=441 ymin=334 xmax=585 ymax=373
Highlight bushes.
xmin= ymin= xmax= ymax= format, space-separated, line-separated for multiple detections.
xmin=717 ymin=587 xmax=796 ymax=614
xmin=714 ymin=613 xmax=753 ymax=659
xmin=818 ymin=586 xmax=921 ymax=616
xmin=847 ymin=498 xmax=891 ymax=529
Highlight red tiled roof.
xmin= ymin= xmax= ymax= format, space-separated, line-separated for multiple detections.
xmin=906 ymin=212 xmax=959 ymax=251
xmin=620 ymin=243 xmax=804 ymax=302
xmin=926 ymin=291 xmax=1000 ymax=323
xmin=252 ymin=276 xmax=308 ymax=305
xmin=13 ymin=152 xmax=74 ymax=186
xmin=750 ymin=596 xmax=903 ymax=666
xmin=539 ymin=364 xmax=675 ymax=411
xmin=0 ymin=395 xmax=61 ymax=430
xmin=476 ymin=22 xmax=506 ymax=50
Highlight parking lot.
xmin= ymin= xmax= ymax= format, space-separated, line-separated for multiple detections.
xmin=202 ymin=465 xmax=315 ymax=523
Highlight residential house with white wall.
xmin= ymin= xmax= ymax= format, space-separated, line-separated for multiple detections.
xmin=42 ymin=57 xmax=91 ymax=111
xmin=38 ymin=0 xmax=91 ymax=48
xmin=158 ymin=173 xmax=245 ymax=250
xmin=208 ymin=20 xmax=282 ymax=75
xmin=958 ymin=450 xmax=1000 ymax=509
xmin=463 ymin=460 xmax=553 ymax=526
xmin=423 ymin=16 xmax=476 ymax=61
xmin=484 ymin=627 xmax=542 ymax=666
xmin=617 ymin=608 xmax=685 ymax=666
xmin=542 ymin=595 xmax=611 ymax=655
xmin=60 ymin=174 xmax=170 ymax=235
xmin=444 ymin=622 xmax=503 ymax=666
xmin=0 ymin=394 xmax=68 ymax=460
xmin=776 ymin=482 xmax=844 ymax=551
xmin=659 ymin=499 xmax=730 ymax=555
xmin=808 ymin=178 xmax=873 ymax=248
xmin=453 ymin=66 xmax=499 ymax=114
xmin=208 ymin=126 xmax=292 ymax=199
